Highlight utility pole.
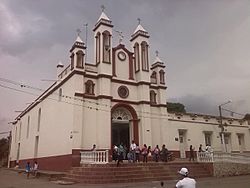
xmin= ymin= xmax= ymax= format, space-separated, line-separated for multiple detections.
xmin=218 ymin=100 xmax=231 ymax=152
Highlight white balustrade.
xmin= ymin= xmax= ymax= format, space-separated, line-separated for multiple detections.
xmin=213 ymin=152 xmax=250 ymax=164
xmin=80 ymin=150 xmax=109 ymax=164
xmin=197 ymin=152 xmax=214 ymax=163
xmin=197 ymin=151 xmax=250 ymax=164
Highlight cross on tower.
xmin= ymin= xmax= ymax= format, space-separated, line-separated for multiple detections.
xmin=76 ymin=28 xmax=81 ymax=36
xmin=137 ymin=18 xmax=141 ymax=25
xmin=101 ymin=5 xmax=105 ymax=12
xmin=115 ymin=30 xmax=124 ymax=44
xmin=155 ymin=50 xmax=159 ymax=57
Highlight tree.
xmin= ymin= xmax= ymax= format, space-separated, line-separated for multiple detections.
xmin=0 ymin=136 xmax=10 ymax=167
xmin=243 ymin=114 xmax=250 ymax=120
xmin=167 ymin=102 xmax=186 ymax=113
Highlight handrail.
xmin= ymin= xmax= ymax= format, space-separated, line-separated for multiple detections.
xmin=58 ymin=65 xmax=71 ymax=79
xmin=80 ymin=150 xmax=109 ymax=164
xmin=197 ymin=151 xmax=250 ymax=164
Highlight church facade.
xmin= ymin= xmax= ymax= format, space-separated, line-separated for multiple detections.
xmin=9 ymin=11 xmax=250 ymax=171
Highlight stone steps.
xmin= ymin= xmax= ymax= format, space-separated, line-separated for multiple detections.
xmin=62 ymin=161 xmax=213 ymax=184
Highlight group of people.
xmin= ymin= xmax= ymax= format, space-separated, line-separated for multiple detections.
xmin=25 ymin=161 xmax=39 ymax=178
xmin=189 ymin=144 xmax=213 ymax=161
xmin=113 ymin=141 xmax=173 ymax=166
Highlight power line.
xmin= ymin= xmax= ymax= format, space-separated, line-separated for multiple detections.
xmin=0 ymin=77 xmax=110 ymax=108
xmin=0 ymin=77 xmax=170 ymax=117
xmin=0 ymin=83 xmax=111 ymax=114
xmin=221 ymin=107 xmax=245 ymax=117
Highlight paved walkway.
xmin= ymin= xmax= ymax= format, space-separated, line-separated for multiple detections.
xmin=1 ymin=168 xmax=250 ymax=188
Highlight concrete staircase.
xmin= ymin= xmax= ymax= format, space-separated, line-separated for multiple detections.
xmin=62 ymin=161 xmax=213 ymax=184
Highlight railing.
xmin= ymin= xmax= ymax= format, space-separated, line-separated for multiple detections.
xmin=197 ymin=151 xmax=250 ymax=164
xmin=58 ymin=65 xmax=71 ymax=79
xmin=80 ymin=150 xmax=109 ymax=164
xmin=197 ymin=152 xmax=214 ymax=163
xmin=213 ymin=152 xmax=250 ymax=164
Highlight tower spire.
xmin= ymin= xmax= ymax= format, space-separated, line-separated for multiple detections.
xmin=130 ymin=18 xmax=149 ymax=41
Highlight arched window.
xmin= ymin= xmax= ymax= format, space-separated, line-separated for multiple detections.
xmin=103 ymin=31 xmax=111 ymax=63
xmin=96 ymin=32 xmax=101 ymax=63
xmin=159 ymin=70 xmax=165 ymax=84
xmin=70 ymin=53 xmax=74 ymax=70
xmin=134 ymin=43 xmax=140 ymax=72
xmin=150 ymin=90 xmax=157 ymax=104
xmin=76 ymin=50 xmax=84 ymax=68
xmin=85 ymin=80 xmax=95 ymax=95
xmin=141 ymin=41 xmax=149 ymax=71
xmin=150 ymin=71 xmax=157 ymax=84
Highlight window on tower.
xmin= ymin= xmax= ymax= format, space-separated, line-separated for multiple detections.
xmin=76 ymin=50 xmax=84 ymax=68
xmin=70 ymin=53 xmax=74 ymax=70
xmin=159 ymin=69 xmax=165 ymax=84
xmin=150 ymin=90 xmax=157 ymax=104
xmin=141 ymin=41 xmax=149 ymax=71
xmin=85 ymin=80 xmax=95 ymax=95
xmin=134 ymin=43 xmax=140 ymax=72
xmin=150 ymin=71 xmax=157 ymax=84
xmin=103 ymin=31 xmax=111 ymax=63
xmin=96 ymin=32 xmax=101 ymax=64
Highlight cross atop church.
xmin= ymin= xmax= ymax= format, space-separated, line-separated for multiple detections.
xmin=115 ymin=30 xmax=124 ymax=44
xmin=137 ymin=18 xmax=141 ymax=25
xmin=155 ymin=50 xmax=159 ymax=57
xmin=101 ymin=5 xmax=105 ymax=12
xmin=76 ymin=28 xmax=81 ymax=36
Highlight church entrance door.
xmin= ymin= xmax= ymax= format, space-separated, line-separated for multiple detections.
xmin=112 ymin=122 xmax=130 ymax=149
xmin=111 ymin=104 xmax=139 ymax=151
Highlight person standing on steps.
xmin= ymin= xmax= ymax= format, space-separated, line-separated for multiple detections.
xmin=189 ymin=145 xmax=195 ymax=162
xmin=142 ymin=144 xmax=148 ymax=163
xmin=130 ymin=140 xmax=136 ymax=162
xmin=198 ymin=144 xmax=204 ymax=152
xmin=175 ymin=167 xmax=196 ymax=188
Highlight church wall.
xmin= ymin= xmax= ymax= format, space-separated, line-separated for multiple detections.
xmin=81 ymin=101 xmax=98 ymax=149
xmin=167 ymin=120 xmax=221 ymax=151
xmin=167 ymin=113 xmax=250 ymax=153
xmin=10 ymin=75 xmax=77 ymax=164
xmin=136 ymin=104 xmax=152 ymax=146
xmin=150 ymin=106 xmax=163 ymax=147
xmin=98 ymin=77 xmax=111 ymax=96
xmin=158 ymin=88 xmax=167 ymax=104
xmin=137 ymin=84 xmax=150 ymax=101
xmin=96 ymin=99 xmax=111 ymax=149
xmin=72 ymin=73 xmax=87 ymax=149
xmin=111 ymin=83 xmax=138 ymax=101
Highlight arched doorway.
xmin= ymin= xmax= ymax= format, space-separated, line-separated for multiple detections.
xmin=111 ymin=103 xmax=139 ymax=149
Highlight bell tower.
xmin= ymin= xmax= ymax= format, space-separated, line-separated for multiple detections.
xmin=93 ymin=6 xmax=113 ymax=75
xmin=69 ymin=33 xmax=86 ymax=71
xmin=130 ymin=19 xmax=150 ymax=82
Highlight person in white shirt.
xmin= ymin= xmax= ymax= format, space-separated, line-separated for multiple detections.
xmin=175 ymin=167 xmax=196 ymax=188
xmin=33 ymin=161 xmax=39 ymax=178
xmin=130 ymin=140 xmax=136 ymax=162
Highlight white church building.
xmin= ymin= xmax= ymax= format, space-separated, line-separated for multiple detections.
xmin=9 ymin=11 xmax=250 ymax=171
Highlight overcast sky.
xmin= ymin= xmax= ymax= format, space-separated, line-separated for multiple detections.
xmin=0 ymin=0 xmax=250 ymax=137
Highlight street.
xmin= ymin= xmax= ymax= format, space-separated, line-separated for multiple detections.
xmin=1 ymin=168 xmax=250 ymax=188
